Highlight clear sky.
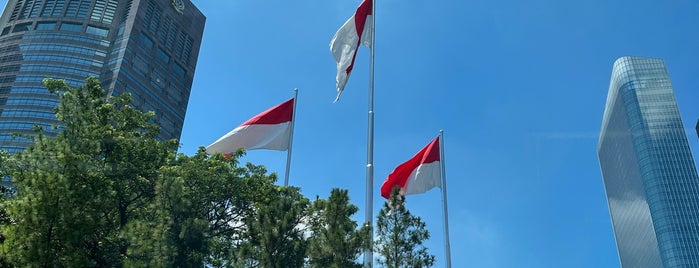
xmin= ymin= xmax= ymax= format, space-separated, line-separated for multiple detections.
xmin=2 ymin=0 xmax=695 ymax=266
xmin=179 ymin=0 xmax=699 ymax=267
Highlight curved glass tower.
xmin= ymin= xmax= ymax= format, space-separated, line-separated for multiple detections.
xmin=0 ymin=0 xmax=205 ymax=154
xmin=598 ymin=56 xmax=699 ymax=267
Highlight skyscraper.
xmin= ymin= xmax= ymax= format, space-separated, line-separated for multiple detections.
xmin=598 ymin=56 xmax=699 ymax=267
xmin=0 ymin=0 xmax=205 ymax=154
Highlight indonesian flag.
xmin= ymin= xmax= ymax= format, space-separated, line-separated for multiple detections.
xmin=206 ymin=98 xmax=294 ymax=154
xmin=330 ymin=0 xmax=373 ymax=102
xmin=381 ymin=137 xmax=442 ymax=199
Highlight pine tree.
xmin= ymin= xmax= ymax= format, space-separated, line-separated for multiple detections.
xmin=375 ymin=187 xmax=435 ymax=268
xmin=307 ymin=188 xmax=370 ymax=268
xmin=237 ymin=186 xmax=310 ymax=268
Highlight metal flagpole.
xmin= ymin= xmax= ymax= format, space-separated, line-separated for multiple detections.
xmin=283 ymin=88 xmax=298 ymax=187
xmin=439 ymin=130 xmax=452 ymax=268
xmin=364 ymin=0 xmax=376 ymax=266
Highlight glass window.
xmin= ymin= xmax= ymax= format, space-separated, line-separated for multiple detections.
xmin=66 ymin=0 xmax=78 ymax=17
xmin=53 ymin=0 xmax=65 ymax=16
xmin=29 ymin=1 xmax=43 ymax=18
xmin=12 ymin=23 xmax=32 ymax=33
xmin=117 ymin=24 xmax=125 ymax=36
xmin=1 ymin=27 xmax=10 ymax=36
xmin=78 ymin=0 xmax=90 ymax=18
xmin=156 ymin=47 xmax=170 ymax=63
xmin=91 ymin=0 xmax=105 ymax=21
xmin=60 ymin=22 xmax=82 ymax=32
xmin=22 ymin=32 xmax=110 ymax=46
xmin=159 ymin=16 xmax=170 ymax=44
xmin=133 ymin=54 xmax=149 ymax=77
xmin=40 ymin=0 xmax=52 ymax=17
xmin=86 ymin=25 xmax=109 ymax=37
xmin=173 ymin=63 xmax=185 ymax=77
xmin=166 ymin=23 xmax=178 ymax=50
xmin=183 ymin=37 xmax=193 ymax=64
xmin=140 ymin=32 xmax=153 ymax=49
xmin=35 ymin=22 xmax=57 ymax=30
xmin=9 ymin=1 xmax=21 ymax=22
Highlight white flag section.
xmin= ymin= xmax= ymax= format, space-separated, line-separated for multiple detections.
xmin=206 ymin=98 xmax=294 ymax=154
xmin=330 ymin=0 xmax=373 ymax=102
xmin=381 ymin=136 xmax=441 ymax=199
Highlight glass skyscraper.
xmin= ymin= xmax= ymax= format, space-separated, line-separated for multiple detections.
xmin=0 ymin=0 xmax=205 ymax=154
xmin=598 ymin=56 xmax=699 ymax=267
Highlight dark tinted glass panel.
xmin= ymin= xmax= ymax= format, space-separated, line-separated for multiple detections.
xmin=140 ymin=32 xmax=153 ymax=49
xmin=173 ymin=63 xmax=185 ymax=77
xmin=156 ymin=47 xmax=170 ymax=62
xmin=12 ymin=23 xmax=32 ymax=33
xmin=35 ymin=22 xmax=57 ymax=30
xmin=86 ymin=25 xmax=108 ymax=37
xmin=59 ymin=22 xmax=82 ymax=32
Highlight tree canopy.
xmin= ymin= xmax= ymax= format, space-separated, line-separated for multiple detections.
xmin=0 ymin=78 xmax=435 ymax=267
xmin=375 ymin=187 xmax=436 ymax=268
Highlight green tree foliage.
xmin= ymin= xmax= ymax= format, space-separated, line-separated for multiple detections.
xmin=237 ymin=186 xmax=310 ymax=268
xmin=0 ymin=78 xmax=176 ymax=266
xmin=125 ymin=149 xmax=278 ymax=267
xmin=307 ymin=188 xmax=369 ymax=268
xmin=375 ymin=187 xmax=435 ymax=268
xmin=0 ymin=151 xmax=11 ymax=267
xmin=0 ymin=77 xmax=371 ymax=267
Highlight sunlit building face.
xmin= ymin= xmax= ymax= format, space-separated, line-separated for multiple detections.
xmin=0 ymin=0 xmax=206 ymax=154
xmin=598 ymin=56 xmax=699 ymax=268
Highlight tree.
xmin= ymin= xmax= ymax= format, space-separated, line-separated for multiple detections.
xmin=375 ymin=187 xmax=435 ymax=268
xmin=307 ymin=188 xmax=369 ymax=268
xmin=125 ymin=149 xmax=279 ymax=267
xmin=237 ymin=186 xmax=310 ymax=268
xmin=0 ymin=77 xmax=176 ymax=266
xmin=0 ymin=78 xmax=375 ymax=267
xmin=0 ymin=150 xmax=12 ymax=267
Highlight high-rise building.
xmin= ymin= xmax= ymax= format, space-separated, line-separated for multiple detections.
xmin=0 ymin=0 xmax=205 ymax=154
xmin=598 ymin=56 xmax=699 ymax=267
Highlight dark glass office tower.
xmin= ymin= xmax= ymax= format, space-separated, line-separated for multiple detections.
xmin=0 ymin=0 xmax=205 ymax=154
xmin=598 ymin=56 xmax=699 ymax=267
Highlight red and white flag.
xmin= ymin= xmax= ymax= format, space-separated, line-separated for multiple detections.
xmin=206 ymin=98 xmax=294 ymax=154
xmin=330 ymin=0 xmax=373 ymax=102
xmin=381 ymin=137 xmax=442 ymax=199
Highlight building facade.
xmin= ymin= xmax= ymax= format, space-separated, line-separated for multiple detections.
xmin=0 ymin=0 xmax=205 ymax=154
xmin=598 ymin=56 xmax=699 ymax=267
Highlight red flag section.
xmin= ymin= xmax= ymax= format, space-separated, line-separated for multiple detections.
xmin=381 ymin=137 xmax=441 ymax=199
xmin=206 ymin=98 xmax=294 ymax=154
xmin=330 ymin=0 xmax=373 ymax=102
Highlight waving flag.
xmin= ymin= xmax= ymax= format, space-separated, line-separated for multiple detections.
xmin=381 ymin=137 xmax=442 ymax=199
xmin=330 ymin=0 xmax=373 ymax=102
xmin=206 ymin=98 xmax=294 ymax=154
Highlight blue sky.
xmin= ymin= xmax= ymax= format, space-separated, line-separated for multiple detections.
xmin=0 ymin=0 xmax=693 ymax=266
xmin=183 ymin=0 xmax=697 ymax=267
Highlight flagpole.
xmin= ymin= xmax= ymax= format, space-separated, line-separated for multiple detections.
xmin=284 ymin=88 xmax=298 ymax=187
xmin=439 ymin=130 xmax=452 ymax=268
xmin=364 ymin=0 xmax=376 ymax=266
